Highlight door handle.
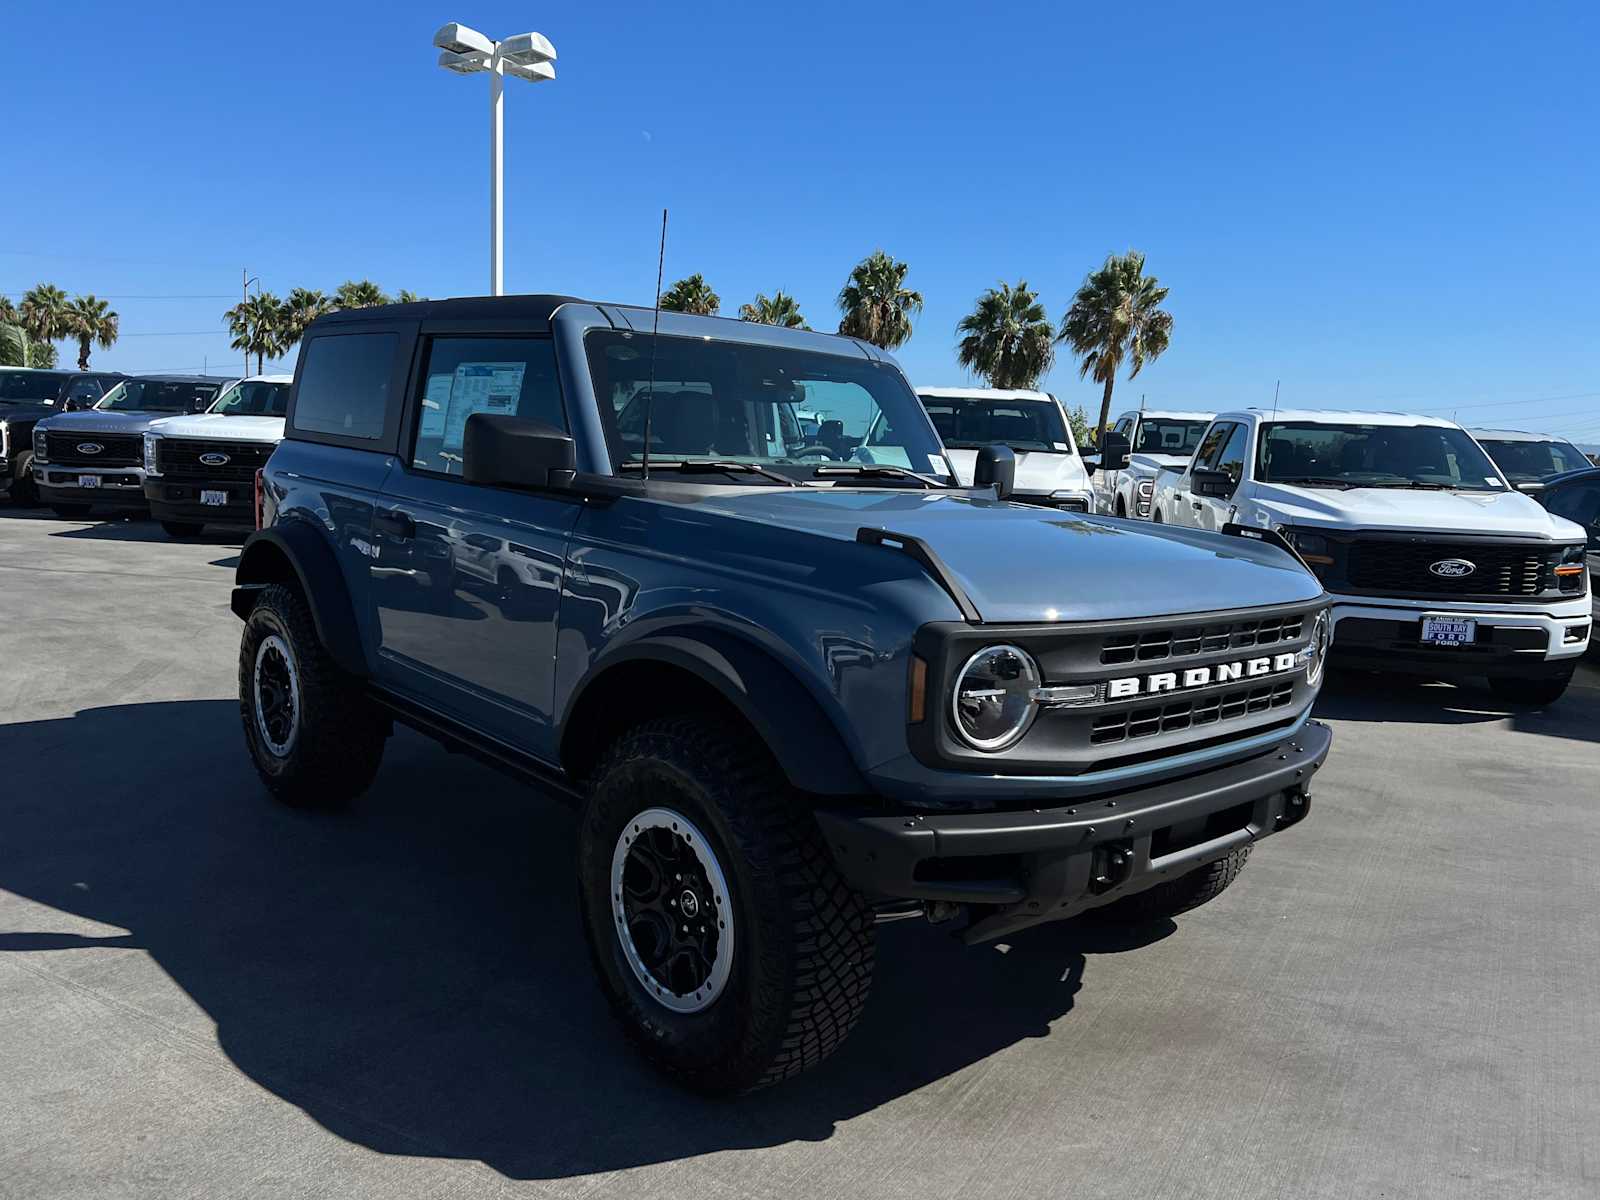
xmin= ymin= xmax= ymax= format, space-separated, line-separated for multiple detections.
xmin=1192 ymin=501 xmax=1204 ymax=510
xmin=375 ymin=508 xmax=415 ymax=539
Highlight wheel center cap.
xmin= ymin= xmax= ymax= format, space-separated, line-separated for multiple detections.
xmin=679 ymin=889 xmax=700 ymax=919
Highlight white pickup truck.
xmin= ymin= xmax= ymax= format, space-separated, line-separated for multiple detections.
xmin=916 ymin=387 xmax=1094 ymax=511
xmin=1088 ymin=408 xmax=1213 ymax=518
xmin=1149 ymin=408 xmax=1592 ymax=705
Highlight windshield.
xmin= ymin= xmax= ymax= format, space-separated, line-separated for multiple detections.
xmin=0 ymin=370 xmax=68 ymax=403
xmin=919 ymin=396 xmax=1072 ymax=453
xmin=1258 ymin=422 xmax=1506 ymax=491
xmin=97 ymin=379 xmax=221 ymax=413
xmin=1134 ymin=418 xmax=1208 ymax=454
xmin=210 ymin=379 xmax=289 ymax=417
xmin=586 ymin=330 xmax=948 ymax=483
xmin=1476 ymin=437 xmax=1589 ymax=484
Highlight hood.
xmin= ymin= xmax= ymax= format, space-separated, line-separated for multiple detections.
xmin=943 ymin=448 xmax=1090 ymax=495
xmin=688 ymin=488 xmax=1323 ymax=623
xmin=1129 ymin=452 xmax=1191 ymax=477
xmin=1253 ymin=483 xmax=1584 ymax=540
xmin=148 ymin=413 xmax=285 ymax=442
xmin=35 ymin=410 xmax=184 ymax=436
xmin=0 ymin=401 xmax=58 ymax=424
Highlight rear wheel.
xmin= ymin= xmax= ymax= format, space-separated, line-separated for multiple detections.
xmin=1100 ymin=847 xmax=1252 ymax=922
xmin=578 ymin=715 xmax=875 ymax=1093
xmin=50 ymin=504 xmax=91 ymax=519
xmin=238 ymin=583 xmax=387 ymax=807
xmin=1488 ymin=668 xmax=1574 ymax=708
xmin=161 ymin=520 xmax=205 ymax=538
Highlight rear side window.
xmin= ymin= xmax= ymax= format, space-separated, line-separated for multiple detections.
xmin=292 ymin=333 xmax=397 ymax=441
xmin=410 ymin=337 xmax=565 ymax=476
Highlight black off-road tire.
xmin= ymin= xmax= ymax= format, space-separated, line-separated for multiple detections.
xmin=1115 ymin=495 xmax=1127 ymax=518
xmin=51 ymin=504 xmax=91 ymax=519
xmin=578 ymin=715 xmax=875 ymax=1094
xmin=238 ymin=583 xmax=386 ymax=808
xmin=11 ymin=452 xmax=38 ymax=506
xmin=161 ymin=520 xmax=205 ymax=538
xmin=1100 ymin=846 xmax=1252 ymax=922
xmin=1488 ymin=670 xmax=1574 ymax=708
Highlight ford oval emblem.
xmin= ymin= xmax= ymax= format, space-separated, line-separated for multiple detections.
xmin=77 ymin=442 xmax=104 ymax=456
xmin=199 ymin=452 xmax=231 ymax=467
xmin=1429 ymin=558 xmax=1476 ymax=578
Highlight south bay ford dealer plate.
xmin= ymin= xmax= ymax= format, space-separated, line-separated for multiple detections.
xmin=1421 ymin=616 xmax=1476 ymax=647
xmin=201 ymin=490 xmax=228 ymax=506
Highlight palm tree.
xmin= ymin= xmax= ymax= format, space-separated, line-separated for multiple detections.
xmin=659 ymin=274 xmax=720 ymax=315
xmin=279 ymin=288 xmax=332 ymax=350
xmin=0 ymin=321 xmax=29 ymax=367
xmin=1056 ymin=251 xmax=1173 ymax=446
xmin=955 ymin=281 xmax=1055 ymax=389
xmin=0 ymin=297 xmax=16 ymax=325
xmin=738 ymin=291 xmax=807 ymax=328
xmin=63 ymin=295 xmax=119 ymax=370
xmin=226 ymin=292 xmax=284 ymax=374
xmin=19 ymin=283 xmax=70 ymax=353
xmin=837 ymin=250 xmax=922 ymax=349
xmin=395 ymin=289 xmax=424 ymax=304
xmin=333 ymin=279 xmax=391 ymax=309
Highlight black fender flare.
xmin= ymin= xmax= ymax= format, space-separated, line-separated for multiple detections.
xmin=562 ymin=630 xmax=869 ymax=796
xmin=231 ymin=522 xmax=367 ymax=677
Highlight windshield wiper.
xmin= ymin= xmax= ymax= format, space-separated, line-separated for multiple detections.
xmin=1366 ymin=481 xmax=1450 ymax=490
xmin=1271 ymin=476 xmax=1356 ymax=490
xmin=811 ymin=464 xmax=948 ymax=489
xmin=620 ymin=460 xmax=798 ymax=486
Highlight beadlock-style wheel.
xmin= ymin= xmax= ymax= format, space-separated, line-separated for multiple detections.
xmin=252 ymin=633 xmax=300 ymax=758
xmin=609 ymin=807 xmax=734 ymax=1014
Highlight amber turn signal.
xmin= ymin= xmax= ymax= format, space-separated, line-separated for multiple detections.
xmin=908 ymin=655 xmax=928 ymax=723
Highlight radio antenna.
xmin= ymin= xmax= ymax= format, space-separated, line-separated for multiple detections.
xmin=1271 ymin=379 xmax=1280 ymax=418
xmin=641 ymin=207 xmax=667 ymax=481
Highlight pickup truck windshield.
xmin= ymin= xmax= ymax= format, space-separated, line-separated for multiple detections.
xmin=1135 ymin=419 xmax=1207 ymax=454
xmin=97 ymin=379 xmax=221 ymax=413
xmin=0 ymin=370 xmax=67 ymax=403
xmin=1476 ymin=437 xmax=1589 ymax=484
xmin=921 ymin=396 xmax=1072 ymax=453
xmin=586 ymin=330 xmax=946 ymax=483
xmin=1258 ymin=421 xmax=1505 ymax=491
xmin=209 ymin=379 xmax=289 ymax=417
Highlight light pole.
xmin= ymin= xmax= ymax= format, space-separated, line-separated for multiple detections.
xmin=433 ymin=22 xmax=557 ymax=296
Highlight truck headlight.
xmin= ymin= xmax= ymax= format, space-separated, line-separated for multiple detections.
xmin=0 ymin=419 xmax=9 ymax=460
xmin=143 ymin=433 xmax=161 ymax=475
xmin=33 ymin=427 xmax=48 ymax=463
xmin=951 ymin=644 xmax=1040 ymax=751
xmin=1556 ymin=544 xmax=1588 ymax=593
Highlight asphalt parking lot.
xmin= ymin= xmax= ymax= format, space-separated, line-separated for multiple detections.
xmin=1 ymin=507 xmax=1597 ymax=1200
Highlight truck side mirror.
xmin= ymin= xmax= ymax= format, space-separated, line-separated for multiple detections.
xmin=1192 ymin=468 xmax=1235 ymax=498
xmin=464 ymin=414 xmax=576 ymax=491
xmin=1513 ymin=480 xmax=1545 ymax=495
xmin=974 ymin=443 xmax=1016 ymax=500
xmin=1099 ymin=431 xmax=1130 ymax=472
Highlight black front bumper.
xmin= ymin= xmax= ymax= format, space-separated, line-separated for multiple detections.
xmin=816 ymin=719 xmax=1331 ymax=942
xmin=144 ymin=478 xmax=253 ymax=525
xmin=37 ymin=468 xmax=146 ymax=507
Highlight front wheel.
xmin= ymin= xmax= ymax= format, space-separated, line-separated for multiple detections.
xmin=1099 ymin=847 xmax=1252 ymax=922
xmin=1115 ymin=495 xmax=1127 ymax=518
xmin=1488 ymin=669 xmax=1574 ymax=708
xmin=578 ymin=715 xmax=875 ymax=1093
xmin=161 ymin=520 xmax=205 ymax=538
xmin=1151 ymin=509 xmax=1163 ymax=524
xmin=11 ymin=453 xmax=38 ymax=506
xmin=238 ymin=583 xmax=387 ymax=807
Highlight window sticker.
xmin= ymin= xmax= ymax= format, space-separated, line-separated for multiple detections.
xmin=928 ymin=453 xmax=951 ymax=476
xmin=442 ymin=361 xmax=526 ymax=451
xmin=420 ymin=374 xmax=452 ymax=439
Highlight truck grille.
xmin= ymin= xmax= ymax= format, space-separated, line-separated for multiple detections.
xmin=1090 ymin=679 xmax=1294 ymax=746
xmin=157 ymin=438 xmax=275 ymax=481
xmin=1100 ymin=614 xmax=1305 ymax=665
xmin=1346 ymin=539 xmax=1557 ymax=598
xmin=45 ymin=432 xmax=141 ymax=466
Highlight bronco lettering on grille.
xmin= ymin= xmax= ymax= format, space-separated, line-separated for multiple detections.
xmin=1107 ymin=652 xmax=1298 ymax=699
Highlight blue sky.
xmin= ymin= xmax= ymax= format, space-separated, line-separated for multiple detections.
xmin=5 ymin=1 xmax=1598 ymax=441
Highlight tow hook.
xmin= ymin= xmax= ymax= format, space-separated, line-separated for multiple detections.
xmin=1277 ymin=785 xmax=1312 ymax=829
xmin=1089 ymin=841 xmax=1137 ymax=894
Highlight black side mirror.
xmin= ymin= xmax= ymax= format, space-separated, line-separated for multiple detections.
xmin=1099 ymin=431 xmax=1130 ymax=472
xmin=974 ymin=443 xmax=1017 ymax=500
xmin=464 ymin=414 xmax=576 ymax=491
xmin=1192 ymin=467 xmax=1235 ymax=498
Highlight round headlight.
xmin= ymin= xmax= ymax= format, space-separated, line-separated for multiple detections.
xmin=951 ymin=644 xmax=1040 ymax=751
xmin=1305 ymin=609 xmax=1330 ymax=688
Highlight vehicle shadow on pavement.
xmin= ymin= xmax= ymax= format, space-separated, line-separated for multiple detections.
xmin=1313 ymin=666 xmax=1600 ymax=745
xmin=47 ymin=520 xmax=245 ymax=547
xmin=0 ymin=699 xmax=1170 ymax=1181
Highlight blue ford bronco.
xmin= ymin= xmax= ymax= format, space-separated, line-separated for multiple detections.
xmin=231 ymin=295 xmax=1333 ymax=1092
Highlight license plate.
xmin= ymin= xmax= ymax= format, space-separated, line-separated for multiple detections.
xmin=78 ymin=474 xmax=100 ymax=489
xmin=1421 ymin=616 xmax=1476 ymax=647
xmin=201 ymin=489 xmax=228 ymax=507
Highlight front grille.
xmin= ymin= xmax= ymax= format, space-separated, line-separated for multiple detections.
xmin=1090 ymin=679 xmax=1295 ymax=746
xmin=1346 ymin=539 xmax=1558 ymax=598
xmin=157 ymin=438 xmax=275 ymax=481
xmin=45 ymin=431 xmax=141 ymax=466
xmin=1101 ymin=614 xmax=1305 ymax=665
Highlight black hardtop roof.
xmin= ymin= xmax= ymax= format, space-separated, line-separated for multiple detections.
xmin=313 ymin=293 xmax=585 ymax=331
xmin=127 ymin=373 xmax=231 ymax=383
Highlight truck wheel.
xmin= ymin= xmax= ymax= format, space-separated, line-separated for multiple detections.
xmin=1488 ymin=669 xmax=1574 ymax=708
xmin=161 ymin=520 xmax=205 ymax=538
xmin=51 ymin=504 xmax=91 ymax=519
xmin=1115 ymin=495 xmax=1127 ymax=518
xmin=12 ymin=452 xmax=38 ymax=506
xmin=238 ymin=583 xmax=386 ymax=808
xmin=1101 ymin=846 xmax=1252 ymax=922
xmin=578 ymin=715 xmax=875 ymax=1094
xmin=1151 ymin=509 xmax=1163 ymax=524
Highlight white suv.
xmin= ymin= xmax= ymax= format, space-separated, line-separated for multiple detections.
xmin=1149 ymin=408 xmax=1591 ymax=705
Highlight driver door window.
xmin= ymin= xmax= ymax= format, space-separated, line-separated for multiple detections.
xmin=1216 ymin=423 xmax=1249 ymax=485
xmin=1191 ymin=422 xmax=1233 ymax=473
